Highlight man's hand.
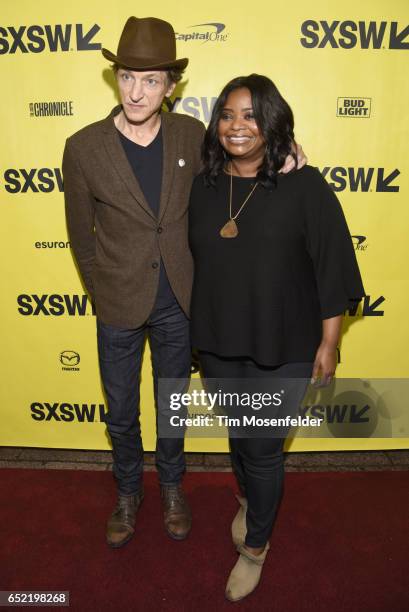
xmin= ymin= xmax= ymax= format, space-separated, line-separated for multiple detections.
xmin=279 ymin=143 xmax=307 ymax=174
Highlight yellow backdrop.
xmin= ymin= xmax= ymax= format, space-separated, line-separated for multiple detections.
xmin=1 ymin=0 xmax=408 ymax=451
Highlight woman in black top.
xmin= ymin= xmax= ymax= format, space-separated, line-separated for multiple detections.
xmin=189 ymin=74 xmax=365 ymax=602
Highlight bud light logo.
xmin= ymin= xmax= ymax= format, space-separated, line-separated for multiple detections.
xmin=337 ymin=98 xmax=371 ymax=117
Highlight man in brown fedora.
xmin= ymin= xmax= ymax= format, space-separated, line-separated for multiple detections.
xmin=63 ymin=16 xmax=305 ymax=549
xmin=63 ymin=16 xmax=204 ymax=548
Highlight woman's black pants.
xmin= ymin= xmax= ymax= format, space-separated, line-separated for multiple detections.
xmin=198 ymin=351 xmax=313 ymax=548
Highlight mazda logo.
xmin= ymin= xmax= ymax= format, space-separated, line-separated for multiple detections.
xmin=60 ymin=350 xmax=80 ymax=366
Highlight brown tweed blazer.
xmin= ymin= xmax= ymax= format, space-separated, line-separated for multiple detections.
xmin=63 ymin=106 xmax=205 ymax=327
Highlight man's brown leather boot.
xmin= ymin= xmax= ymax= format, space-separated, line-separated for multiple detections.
xmin=160 ymin=484 xmax=191 ymax=540
xmin=106 ymin=490 xmax=144 ymax=548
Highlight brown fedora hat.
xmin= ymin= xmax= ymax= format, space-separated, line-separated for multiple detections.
xmin=102 ymin=16 xmax=188 ymax=71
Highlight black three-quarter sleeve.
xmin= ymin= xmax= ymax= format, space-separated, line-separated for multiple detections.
xmin=304 ymin=168 xmax=366 ymax=319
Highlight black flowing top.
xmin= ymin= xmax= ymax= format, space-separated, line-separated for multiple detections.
xmin=188 ymin=165 xmax=366 ymax=366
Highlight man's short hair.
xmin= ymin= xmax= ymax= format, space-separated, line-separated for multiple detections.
xmin=111 ymin=63 xmax=184 ymax=85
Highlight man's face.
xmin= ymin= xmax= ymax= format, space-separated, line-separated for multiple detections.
xmin=116 ymin=69 xmax=176 ymax=124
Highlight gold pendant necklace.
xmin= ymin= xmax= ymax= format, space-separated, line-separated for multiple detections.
xmin=220 ymin=166 xmax=258 ymax=239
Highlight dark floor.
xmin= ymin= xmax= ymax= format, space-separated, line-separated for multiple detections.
xmin=0 ymin=447 xmax=408 ymax=472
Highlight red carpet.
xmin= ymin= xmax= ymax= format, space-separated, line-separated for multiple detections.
xmin=0 ymin=469 xmax=408 ymax=612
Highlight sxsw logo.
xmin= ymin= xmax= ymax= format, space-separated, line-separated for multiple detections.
xmin=337 ymin=98 xmax=371 ymax=117
xmin=17 ymin=294 xmax=95 ymax=316
xmin=3 ymin=168 xmax=63 ymax=193
xmin=347 ymin=296 xmax=385 ymax=317
xmin=175 ymin=23 xmax=228 ymax=43
xmin=166 ymin=96 xmax=217 ymax=122
xmin=300 ymin=21 xmax=409 ymax=49
xmin=0 ymin=24 xmax=101 ymax=54
xmin=319 ymin=167 xmax=400 ymax=192
xmin=299 ymin=403 xmax=370 ymax=424
xmin=31 ymin=402 xmax=108 ymax=423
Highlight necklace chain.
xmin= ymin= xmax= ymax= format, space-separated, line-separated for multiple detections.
xmin=229 ymin=165 xmax=258 ymax=221
xmin=219 ymin=164 xmax=259 ymax=238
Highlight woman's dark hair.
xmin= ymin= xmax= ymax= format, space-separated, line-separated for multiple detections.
xmin=203 ymin=74 xmax=296 ymax=189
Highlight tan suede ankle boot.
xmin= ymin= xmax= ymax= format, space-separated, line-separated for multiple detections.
xmin=225 ymin=542 xmax=270 ymax=602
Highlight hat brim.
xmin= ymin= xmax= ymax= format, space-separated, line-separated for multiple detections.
xmin=101 ymin=48 xmax=189 ymax=71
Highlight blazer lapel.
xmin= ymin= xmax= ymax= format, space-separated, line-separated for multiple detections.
xmin=158 ymin=112 xmax=177 ymax=224
xmin=101 ymin=107 xmax=156 ymax=221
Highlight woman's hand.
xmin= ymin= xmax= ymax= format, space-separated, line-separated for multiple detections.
xmin=311 ymin=342 xmax=338 ymax=387
xmin=311 ymin=315 xmax=343 ymax=386
xmin=279 ymin=143 xmax=307 ymax=174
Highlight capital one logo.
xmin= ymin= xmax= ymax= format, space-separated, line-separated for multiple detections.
xmin=0 ymin=24 xmax=101 ymax=54
xmin=175 ymin=22 xmax=228 ymax=43
xmin=300 ymin=21 xmax=409 ymax=49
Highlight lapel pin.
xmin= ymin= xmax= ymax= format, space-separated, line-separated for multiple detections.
xmin=178 ymin=158 xmax=186 ymax=167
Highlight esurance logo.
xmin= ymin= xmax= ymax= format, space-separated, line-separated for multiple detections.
xmin=34 ymin=241 xmax=71 ymax=249
xmin=4 ymin=168 xmax=63 ymax=193
xmin=300 ymin=21 xmax=409 ymax=49
xmin=17 ymin=294 xmax=95 ymax=316
xmin=175 ymin=22 xmax=228 ymax=43
xmin=0 ymin=24 xmax=101 ymax=54
xmin=320 ymin=167 xmax=400 ymax=192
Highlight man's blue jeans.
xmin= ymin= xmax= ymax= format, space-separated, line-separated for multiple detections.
xmin=97 ymin=298 xmax=191 ymax=495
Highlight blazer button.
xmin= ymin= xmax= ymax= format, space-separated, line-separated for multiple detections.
xmin=152 ymin=262 xmax=159 ymax=269
xmin=157 ymin=227 xmax=163 ymax=234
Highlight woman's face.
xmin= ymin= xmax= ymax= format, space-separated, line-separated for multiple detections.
xmin=217 ymin=87 xmax=265 ymax=164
